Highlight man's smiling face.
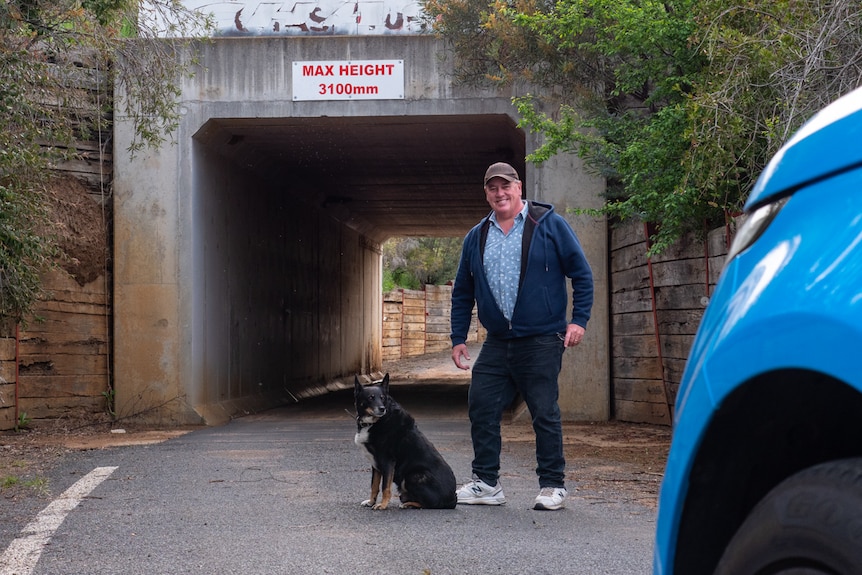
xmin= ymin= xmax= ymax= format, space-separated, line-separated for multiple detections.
xmin=484 ymin=177 xmax=524 ymax=220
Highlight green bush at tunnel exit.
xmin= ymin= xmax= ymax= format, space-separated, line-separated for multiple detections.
xmin=382 ymin=237 xmax=462 ymax=292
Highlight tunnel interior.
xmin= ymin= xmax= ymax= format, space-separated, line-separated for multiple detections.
xmin=187 ymin=113 xmax=526 ymax=414
xmin=194 ymin=114 xmax=527 ymax=242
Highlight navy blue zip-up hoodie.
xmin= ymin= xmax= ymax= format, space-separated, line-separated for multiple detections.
xmin=450 ymin=200 xmax=594 ymax=346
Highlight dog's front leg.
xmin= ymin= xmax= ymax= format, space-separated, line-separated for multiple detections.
xmin=373 ymin=466 xmax=396 ymax=510
xmin=361 ymin=468 xmax=382 ymax=507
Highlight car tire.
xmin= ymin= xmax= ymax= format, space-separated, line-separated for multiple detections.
xmin=715 ymin=457 xmax=862 ymax=575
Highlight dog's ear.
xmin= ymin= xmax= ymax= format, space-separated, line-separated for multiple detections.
xmin=380 ymin=373 xmax=390 ymax=395
xmin=354 ymin=375 xmax=362 ymax=397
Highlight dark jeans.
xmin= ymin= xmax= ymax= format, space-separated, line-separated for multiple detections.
xmin=468 ymin=333 xmax=566 ymax=488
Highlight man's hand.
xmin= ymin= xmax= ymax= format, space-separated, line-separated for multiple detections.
xmin=452 ymin=343 xmax=471 ymax=370
xmin=564 ymin=324 xmax=585 ymax=347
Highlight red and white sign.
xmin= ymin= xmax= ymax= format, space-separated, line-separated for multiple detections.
xmin=292 ymin=60 xmax=404 ymax=101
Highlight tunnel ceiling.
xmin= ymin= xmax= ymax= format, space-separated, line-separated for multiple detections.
xmin=196 ymin=114 xmax=526 ymax=241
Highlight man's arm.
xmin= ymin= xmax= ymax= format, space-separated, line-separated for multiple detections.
xmin=449 ymin=244 xmax=476 ymax=348
xmin=554 ymin=215 xmax=594 ymax=329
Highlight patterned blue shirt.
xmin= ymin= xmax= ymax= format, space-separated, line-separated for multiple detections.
xmin=483 ymin=201 xmax=528 ymax=321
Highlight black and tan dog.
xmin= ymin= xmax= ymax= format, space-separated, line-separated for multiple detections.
xmin=353 ymin=374 xmax=457 ymax=510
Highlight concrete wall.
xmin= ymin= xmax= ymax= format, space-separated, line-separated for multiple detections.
xmin=189 ymin=140 xmax=381 ymax=422
xmin=113 ymin=35 xmax=608 ymax=424
xmin=114 ymin=123 xmax=382 ymax=425
xmin=179 ymin=0 xmax=426 ymax=36
xmin=532 ymin=154 xmax=610 ymax=420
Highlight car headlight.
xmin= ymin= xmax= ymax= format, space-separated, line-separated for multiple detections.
xmin=726 ymin=196 xmax=790 ymax=263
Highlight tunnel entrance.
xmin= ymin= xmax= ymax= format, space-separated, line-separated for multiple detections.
xmin=112 ymin=35 xmax=608 ymax=425
xmin=193 ymin=114 xmax=526 ymax=242
xmin=182 ymin=113 xmax=525 ymax=422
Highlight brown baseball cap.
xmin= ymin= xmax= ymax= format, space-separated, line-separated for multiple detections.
xmin=484 ymin=162 xmax=520 ymax=186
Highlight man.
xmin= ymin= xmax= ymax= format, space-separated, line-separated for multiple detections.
xmin=450 ymin=161 xmax=594 ymax=510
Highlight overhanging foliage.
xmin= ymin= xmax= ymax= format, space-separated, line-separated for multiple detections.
xmin=423 ymin=0 xmax=862 ymax=252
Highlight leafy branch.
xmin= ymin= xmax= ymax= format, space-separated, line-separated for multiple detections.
xmin=424 ymin=0 xmax=862 ymax=252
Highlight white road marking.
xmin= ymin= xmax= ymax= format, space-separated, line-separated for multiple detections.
xmin=0 ymin=466 xmax=118 ymax=575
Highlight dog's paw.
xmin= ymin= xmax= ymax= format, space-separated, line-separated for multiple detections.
xmin=400 ymin=501 xmax=422 ymax=509
xmin=371 ymin=502 xmax=389 ymax=510
xmin=360 ymin=499 xmax=375 ymax=507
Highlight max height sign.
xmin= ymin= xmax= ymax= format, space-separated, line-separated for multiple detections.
xmin=293 ymin=60 xmax=404 ymax=101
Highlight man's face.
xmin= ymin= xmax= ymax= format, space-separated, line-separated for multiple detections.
xmin=484 ymin=177 xmax=523 ymax=219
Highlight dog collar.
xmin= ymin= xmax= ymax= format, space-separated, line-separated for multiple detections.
xmin=357 ymin=415 xmax=379 ymax=428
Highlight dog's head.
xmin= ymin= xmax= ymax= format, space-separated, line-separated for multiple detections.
xmin=354 ymin=373 xmax=390 ymax=425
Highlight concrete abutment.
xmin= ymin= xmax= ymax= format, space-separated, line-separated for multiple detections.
xmin=113 ymin=35 xmax=608 ymax=425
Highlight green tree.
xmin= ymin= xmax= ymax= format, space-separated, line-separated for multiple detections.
xmin=424 ymin=0 xmax=862 ymax=252
xmin=684 ymin=0 xmax=862 ymax=228
xmin=0 ymin=0 xmax=211 ymax=321
xmin=383 ymin=237 xmax=463 ymax=291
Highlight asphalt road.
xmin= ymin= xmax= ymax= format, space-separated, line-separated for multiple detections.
xmin=1 ymin=385 xmax=655 ymax=575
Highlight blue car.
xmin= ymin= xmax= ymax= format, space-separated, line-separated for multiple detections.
xmin=654 ymin=86 xmax=862 ymax=575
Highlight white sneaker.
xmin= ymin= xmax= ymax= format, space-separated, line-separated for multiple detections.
xmin=456 ymin=478 xmax=506 ymax=505
xmin=533 ymin=487 xmax=567 ymax=510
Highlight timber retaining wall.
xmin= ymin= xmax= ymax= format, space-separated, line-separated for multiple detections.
xmin=383 ymin=285 xmax=484 ymax=361
xmin=610 ymin=220 xmax=730 ymax=424
xmin=0 ymin=48 xmax=112 ymax=431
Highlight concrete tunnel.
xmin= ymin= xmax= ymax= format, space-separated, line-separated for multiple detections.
xmin=111 ymin=36 xmax=609 ymax=426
